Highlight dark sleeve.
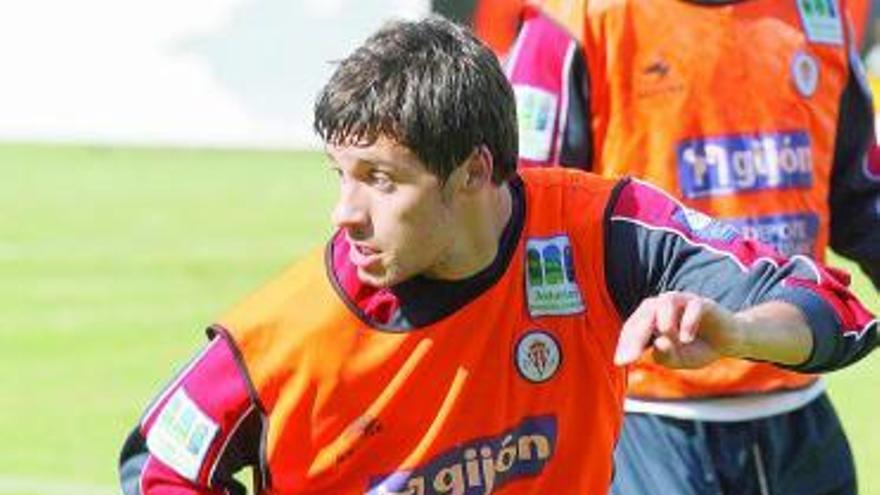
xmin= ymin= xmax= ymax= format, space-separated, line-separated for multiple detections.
xmin=119 ymin=333 xmax=267 ymax=495
xmin=828 ymin=44 xmax=880 ymax=290
xmin=605 ymin=179 xmax=879 ymax=373
xmin=506 ymin=10 xmax=592 ymax=169
xmin=558 ymin=47 xmax=592 ymax=169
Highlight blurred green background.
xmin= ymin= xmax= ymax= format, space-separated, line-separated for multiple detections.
xmin=0 ymin=144 xmax=877 ymax=494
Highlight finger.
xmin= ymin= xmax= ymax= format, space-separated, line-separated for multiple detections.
xmin=653 ymin=335 xmax=676 ymax=353
xmin=679 ymin=297 xmax=705 ymax=343
xmin=614 ymin=300 xmax=658 ymax=366
xmin=655 ymin=292 xmax=685 ymax=339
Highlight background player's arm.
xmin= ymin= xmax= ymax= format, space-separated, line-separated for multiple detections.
xmin=506 ymin=8 xmax=592 ymax=168
xmin=828 ymin=41 xmax=880 ymax=291
xmin=606 ymin=179 xmax=878 ymax=372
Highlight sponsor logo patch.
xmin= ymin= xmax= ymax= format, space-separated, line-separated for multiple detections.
xmin=514 ymin=85 xmax=558 ymax=162
xmin=797 ymin=0 xmax=844 ymax=45
xmin=146 ymin=388 xmax=219 ymax=481
xmin=728 ymin=212 xmax=819 ymax=257
xmin=672 ymin=208 xmax=741 ymax=244
xmin=367 ymin=416 xmax=557 ymax=495
xmin=525 ymin=236 xmax=585 ymax=316
xmin=677 ymin=131 xmax=814 ymax=198
xmin=791 ymin=51 xmax=819 ymax=97
xmin=515 ymin=331 xmax=562 ymax=383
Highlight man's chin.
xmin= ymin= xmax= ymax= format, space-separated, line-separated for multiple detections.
xmin=356 ymin=266 xmax=397 ymax=288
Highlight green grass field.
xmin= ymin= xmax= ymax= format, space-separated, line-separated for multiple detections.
xmin=1 ymin=144 xmax=877 ymax=494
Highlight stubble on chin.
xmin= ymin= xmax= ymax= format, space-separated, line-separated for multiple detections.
xmin=356 ymin=262 xmax=399 ymax=288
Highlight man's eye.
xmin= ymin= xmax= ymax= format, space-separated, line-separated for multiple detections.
xmin=370 ymin=172 xmax=394 ymax=190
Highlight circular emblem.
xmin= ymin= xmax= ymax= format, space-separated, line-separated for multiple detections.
xmin=515 ymin=331 xmax=562 ymax=383
xmin=791 ymin=51 xmax=819 ymax=97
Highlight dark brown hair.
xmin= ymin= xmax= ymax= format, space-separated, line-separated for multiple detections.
xmin=314 ymin=16 xmax=518 ymax=184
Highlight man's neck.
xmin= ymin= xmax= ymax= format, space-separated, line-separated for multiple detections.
xmin=424 ymin=182 xmax=513 ymax=281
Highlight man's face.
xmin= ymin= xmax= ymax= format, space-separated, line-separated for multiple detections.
xmin=327 ymin=137 xmax=458 ymax=287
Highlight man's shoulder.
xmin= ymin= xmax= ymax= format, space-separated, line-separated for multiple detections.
xmin=514 ymin=169 xmax=623 ymax=246
xmin=210 ymin=242 xmax=378 ymax=395
xmin=216 ymin=244 xmax=348 ymax=342
xmin=518 ymin=167 xmax=622 ymax=219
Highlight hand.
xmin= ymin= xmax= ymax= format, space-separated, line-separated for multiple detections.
xmin=614 ymin=291 xmax=744 ymax=368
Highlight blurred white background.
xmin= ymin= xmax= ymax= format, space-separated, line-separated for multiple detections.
xmin=0 ymin=0 xmax=429 ymax=148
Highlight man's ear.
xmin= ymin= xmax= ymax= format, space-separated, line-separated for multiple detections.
xmin=461 ymin=145 xmax=494 ymax=192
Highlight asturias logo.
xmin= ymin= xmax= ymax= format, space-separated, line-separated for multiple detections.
xmin=525 ymin=236 xmax=585 ymax=317
xmin=797 ymin=0 xmax=844 ymax=45
xmin=799 ymin=0 xmax=838 ymax=17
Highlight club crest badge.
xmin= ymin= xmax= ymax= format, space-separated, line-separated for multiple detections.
xmin=515 ymin=330 xmax=562 ymax=383
xmin=525 ymin=235 xmax=585 ymax=317
xmin=791 ymin=51 xmax=819 ymax=97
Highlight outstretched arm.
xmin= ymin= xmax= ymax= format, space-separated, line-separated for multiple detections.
xmin=614 ymin=293 xmax=813 ymax=368
xmin=605 ymin=179 xmax=878 ymax=373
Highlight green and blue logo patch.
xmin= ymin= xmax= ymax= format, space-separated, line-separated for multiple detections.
xmin=797 ymin=0 xmax=844 ymax=45
xmin=525 ymin=236 xmax=584 ymax=317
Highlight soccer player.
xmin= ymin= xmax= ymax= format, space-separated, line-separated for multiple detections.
xmin=119 ymin=17 xmax=878 ymax=495
xmin=505 ymin=1 xmax=880 ymax=493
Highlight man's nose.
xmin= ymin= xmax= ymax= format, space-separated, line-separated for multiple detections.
xmin=331 ymin=182 xmax=369 ymax=230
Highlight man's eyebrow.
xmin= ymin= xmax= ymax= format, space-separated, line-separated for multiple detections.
xmin=370 ymin=161 xmax=396 ymax=171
